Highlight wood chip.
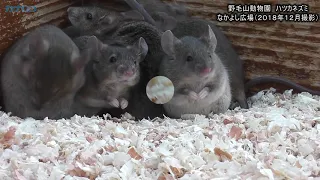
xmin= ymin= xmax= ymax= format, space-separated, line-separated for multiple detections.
xmin=169 ymin=166 xmax=185 ymax=178
xmin=223 ymin=119 xmax=233 ymax=125
xmin=229 ymin=126 xmax=242 ymax=140
xmin=214 ymin=147 xmax=232 ymax=161
xmin=128 ymin=147 xmax=142 ymax=160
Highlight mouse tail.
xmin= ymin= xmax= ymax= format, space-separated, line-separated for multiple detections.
xmin=124 ymin=0 xmax=157 ymax=26
xmin=245 ymin=76 xmax=320 ymax=96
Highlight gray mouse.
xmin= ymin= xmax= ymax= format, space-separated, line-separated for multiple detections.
xmin=174 ymin=20 xmax=320 ymax=100
xmin=109 ymin=20 xmax=164 ymax=77
xmin=71 ymin=36 xmax=149 ymax=117
xmin=66 ymin=6 xmax=145 ymax=38
xmin=122 ymin=1 xmax=249 ymax=109
xmin=170 ymin=19 xmax=249 ymax=109
xmin=66 ymin=6 xmax=168 ymax=119
xmin=159 ymin=26 xmax=232 ymax=118
xmin=66 ymin=5 xmax=164 ymax=74
xmin=1 ymin=25 xmax=95 ymax=119
xmin=129 ymin=1 xmax=320 ymax=107
xmin=167 ymin=19 xmax=320 ymax=107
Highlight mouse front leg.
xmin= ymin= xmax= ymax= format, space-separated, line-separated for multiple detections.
xmin=78 ymin=95 xmax=111 ymax=108
xmin=198 ymin=87 xmax=210 ymax=99
xmin=107 ymin=97 xmax=128 ymax=109
xmin=177 ymin=88 xmax=198 ymax=101
xmin=198 ymin=83 xmax=217 ymax=99
xmin=119 ymin=98 xmax=128 ymax=109
xmin=108 ymin=98 xmax=120 ymax=108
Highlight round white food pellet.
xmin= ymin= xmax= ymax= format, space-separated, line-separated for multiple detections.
xmin=146 ymin=76 xmax=174 ymax=104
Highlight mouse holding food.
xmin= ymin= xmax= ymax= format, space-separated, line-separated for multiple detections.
xmin=71 ymin=36 xmax=149 ymax=117
xmin=169 ymin=18 xmax=320 ymax=109
xmin=130 ymin=1 xmax=320 ymax=109
xmin=123 ymin=1 xmax=249 ymax=110
xmin=159 ymin=26 xmax=232 ymax=118
xmin=163 ymin=19 xmax=252 ymax=110
xmin=173 ymin=19 xmax=320 ymax=100
xmin=1 ymin=25 xmax=95 ymax=119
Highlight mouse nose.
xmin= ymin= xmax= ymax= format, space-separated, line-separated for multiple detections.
xmin=117 ymin=65 xmax=135 ymax=77
xmin=124 ymin=70 xmax=134 ymax=77
xmin=196 ymin=64 xmax=212 ymax=75
xmin=201 ymin=67 xmax=212 ymax=74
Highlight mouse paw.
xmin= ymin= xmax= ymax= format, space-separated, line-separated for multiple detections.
xmin=198 ymin=87 xmax=209 ymax=99
xmin=120 ymin=98 xmax=128 ymax=109
xmin=109 ymin=99 xmax=120 ymax=108
xmin=188 ymin=91 xmax=198 ymax=101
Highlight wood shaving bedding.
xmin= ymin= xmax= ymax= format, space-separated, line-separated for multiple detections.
xmin=0 ymin=88 xmax=319 ymax=180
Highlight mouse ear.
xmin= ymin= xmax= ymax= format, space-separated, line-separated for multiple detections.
xmin=133 ymin=37 xmax=148 ymax=62
xmin=91 ymin=35 xmax=106 ymax=51
xmin=99 ymin=12 xmax=120 ymax=26
xmin=120 ymin=10 xmax=145 ymax=21
xmin=72 ymin=36 xmax=99 ymax=72
xmin=200 ymin=25 xmax=217 ymax=50
xmin=22 ymin=34 xmax=50 ymax=59
xmin=67 ymin=7 xmax=81 ymax=24
xmin=20 ymin=34 xmax=50 ymax=79
xmin=161 ymin=30 xmax=181 ymax=57
xmin=99 ymin=14 xmax=112 ymax=23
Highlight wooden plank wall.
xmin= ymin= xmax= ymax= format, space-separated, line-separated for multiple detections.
xmin=0 ymin=0 xmax=84 ymax=56
xmin=0 ymin=0 xmax=319 ymax=94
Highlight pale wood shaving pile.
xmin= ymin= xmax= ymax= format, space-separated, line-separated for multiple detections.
xmin=0 ymin=88 xmax=319 ymax=179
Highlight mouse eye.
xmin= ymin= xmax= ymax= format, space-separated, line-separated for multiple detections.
xmin=209 ymin=53 xmax=212 ymax=58
xmin=134 ymin=60 xmax=137 ymax=65
xmin=186 ymin=56 xmax=193 ymax=62
xmin=110 ymin=56 xmax=117 ymax=63
xmin=86 ymin=13 xmax=93 ymax=20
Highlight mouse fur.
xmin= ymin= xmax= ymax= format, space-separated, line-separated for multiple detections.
xmin=125 ymin=1 xmax=249 ymax=109
xmin=72 ymin=36 xmax=148 ymax=117
xmin=1 ymin=25 xmax=94 ymax=119
xmin=171 ymin=19 xmax=249 ymax=109
xmin=66 ymin=6 xmax=145 ymax=39
xmin=159 ymin=26 xmax=232 ymax=118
